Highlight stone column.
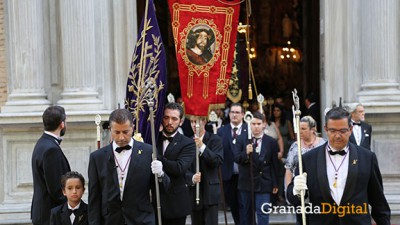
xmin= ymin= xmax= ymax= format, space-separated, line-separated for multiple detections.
xmin=358 ymin=0 xmax=400 ymax=104
xmin=57 ymin=0 xmax=102 ymax=110
xmin=1 ymin=0 xmax=50 ymax=113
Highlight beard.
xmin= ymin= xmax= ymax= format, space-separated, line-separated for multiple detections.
xmin=60 ymin=127 xmax=66 ymax=137
xmin=197 ymin=45 xmax=205 ymax=52
xmin=163 ymin=124 xmax=179 ymax=136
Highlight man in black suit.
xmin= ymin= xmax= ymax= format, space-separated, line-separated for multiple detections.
xmin=349 ymin=103 xmax=372 ymax=150
xmin=287 ymin=107 xmax=390 ymax=225
xmin=31 ymin=106 xmax=71 ymax=225
xmin=234 ymin=112 xmax=279 ymax=225
xmin=304 ymin=92 xmax=320 ymax=131
xmin=88 ymin=109 xmax=169 ymax=225
xmin=156 ymin=102 xmax=196 ymax=225
xmin=217 ymin=103 xmax=248 ymax=225
xmin=186 ymin=117 xmax=224 ymax=225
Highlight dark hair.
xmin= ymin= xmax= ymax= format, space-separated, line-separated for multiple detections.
xmin=187 ymin=28 xmax=213 ymax=49
xmin=306 ymin=92 xmax=317 ymax=103
xmin=230 ymin=103 xmax=244 ymax=113
xmin=61 ymin=171 xmax=85 ymax=189
xmin=252 ymin=111 xmax=265 ymax=121
xmin=271 ymin=103 xmax=287 ymax=126
xmin=42 ymin=106 xmax=66 ymax=131
xmin=109 ymin=109 xmax=133 ymax=126
xmin=164 ymin=102 xmax=184 ymax=119
xmin=325 ymin=107 xmax=351 ymax=127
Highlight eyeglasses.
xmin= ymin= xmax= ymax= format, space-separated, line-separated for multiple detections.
xmin=326 ymin=128 xmax=350 ymax=135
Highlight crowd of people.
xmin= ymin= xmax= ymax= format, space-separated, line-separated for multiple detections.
xmin=31 ymin=95 xmax=389 ymax=225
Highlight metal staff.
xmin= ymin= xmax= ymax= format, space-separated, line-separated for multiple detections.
xmin=292 ymin=89 xmax=306 ymax=225
xmin=257 ymin=94 xmax=264 ymax=114
xmin=209 ymin=111 xmax=228 ymax=225
xmin=244 ymin=111 xmax=255 ymax=225
xmin=195 ymin=119 xmax=200 ymax=205
xmin=148 ymin=100 xmax=162 ymax=225
xmin=95 ymin=114 xmax=102 ymax=149
xmin=144 ymin=82 xmax=162 ymax=225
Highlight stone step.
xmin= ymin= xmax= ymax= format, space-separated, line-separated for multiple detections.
xmin=186 ymin=210 xmax=296 ymax=225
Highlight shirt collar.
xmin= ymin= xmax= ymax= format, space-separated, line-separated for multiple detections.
xmin=68 ymin=201 xmax=81 ymax=210
xmin=162 ymin=131 xmax=177 ymax=138
xmin=327 ymin=143 xmax=349 ymax=153
xmin=44 ymin=131 xmax=62 ymax=143
xmin=230 ymin=122 xmax=243 ymax=130
xmin=113 ymin=139 xmax=134 ymax=151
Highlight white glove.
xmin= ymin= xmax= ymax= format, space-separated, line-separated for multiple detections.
xmin=151 ymin=160 xmax=164 ymax=177
xmin=293 ymin=172 xmax=308 ymax=196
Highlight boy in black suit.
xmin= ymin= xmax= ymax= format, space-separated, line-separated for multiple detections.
xmin=50 ymin=171 xmax=88 ymax=225
xmin=186 ymin=117 xmax=224 ymax=225
xmin=234 ymin=112 xmax=279 ymax=225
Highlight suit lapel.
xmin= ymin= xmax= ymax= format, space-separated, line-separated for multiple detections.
xmin=164 ymin=133 xmax=180 ymax=156
xmin=360 ymin=123 xmax=367 ymax=145
xmin=340 ymin=144 xmax=358 ymax=205
xmin=316 ymin=144 xmax=334 ymax=202
xmin=257 ymin=136 xmax=268 ymax=162
xmin=61 ymin=203 xmax=72 ymax=225
xmin=105 ymin=145 xmax=119 ymax=191
xmin=349 ymin=132 xmax=356 ymax=144
xmin=123 ymin=141 xmax=141 ymax=196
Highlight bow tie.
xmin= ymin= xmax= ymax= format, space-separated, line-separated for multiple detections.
xmin=55 ymin=138 xmax=62 ymax=144
xmin=328 ymin=150 xmax=347 ymax=156
xmin=67 ymin=208 xmax=77 ymax=216
xmin=115 ymin=145 xmax=132 ymax=153
xmin=352 ymin=122 xmax=361 ymax=126
xmin=160 ymin=135 xmax=173 ymax=142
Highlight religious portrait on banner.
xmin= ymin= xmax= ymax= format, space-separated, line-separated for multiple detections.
xmin=186 ymin=26 xmax=215 ymax=65
xmin=168 ymin=0 xmax=240 ymax=116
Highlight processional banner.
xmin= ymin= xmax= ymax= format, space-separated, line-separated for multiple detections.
xmin=125 ymin=0 xmax=167 ymax=144
xmin=167 ymin=0 xmax=241 ymax=116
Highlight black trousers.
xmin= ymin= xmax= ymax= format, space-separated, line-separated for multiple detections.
xmin=161 ymin=216 xmax=186 ymax=225
xmin=223 ymin=174 xmax=240 ymax=225
xmin=191 ymin=204 xmax=218 ymax=225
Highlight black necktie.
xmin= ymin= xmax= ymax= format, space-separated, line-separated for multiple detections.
xmin=328 ymin=150 xmax=347 ymax=156
xmin=352 ymin=122 xmax=361 ymax=126
xmin=115 ymin=145 xmax=132 ymax=153
xmin=232 ymin=127 xmax=238 ymax=139
xmin=253 ymin=137 xmax=260 ymax=148
xmin=160 ymin=135 xmax=173 ymax=142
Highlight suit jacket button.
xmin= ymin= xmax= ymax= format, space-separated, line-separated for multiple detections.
xmin=259 ymin=172 xmax=263 ymax=174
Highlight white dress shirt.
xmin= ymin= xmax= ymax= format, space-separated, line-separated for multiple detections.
xmin=326 ymin=144 xmax=349 ymax=205
xmin=68 ymin=202 xmax=81 ymax=224
xmin=113 ymin=139 xmax=134 ymax=199
xmin=352 ymin=120 xmax=362 ymax=145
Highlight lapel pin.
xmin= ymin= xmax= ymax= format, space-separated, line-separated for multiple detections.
xmin=138 ymin=150 xmax=142 ymax=155
xmin=79 ymin=215 xmax=83 ymax=222
xmin=352 ymin=159 xmax=358 ymax=165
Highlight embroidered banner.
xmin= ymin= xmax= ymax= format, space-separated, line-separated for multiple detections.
xmin=125 ymin=0 xmax=167 ymax=144
xmin=168 ymin=0 xmax=241 ymax=116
